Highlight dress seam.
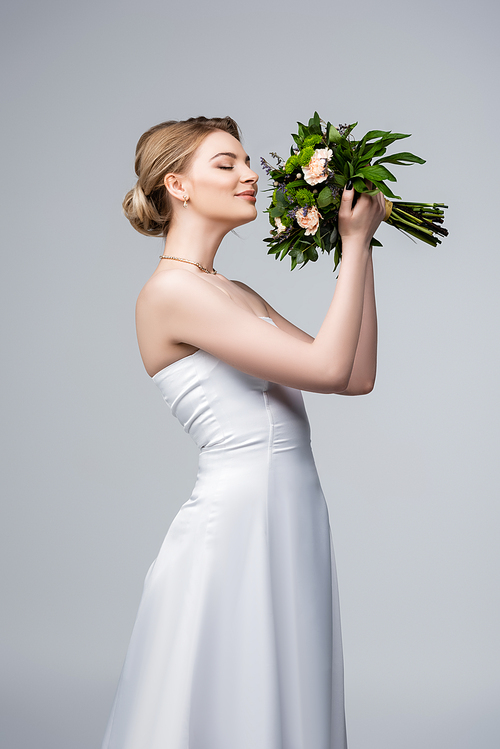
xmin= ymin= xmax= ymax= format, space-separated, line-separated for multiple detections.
xmin=262 ymin=388 xmax=284 ymax=748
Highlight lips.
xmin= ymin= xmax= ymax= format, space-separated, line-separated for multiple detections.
xmin=235 ymin=190 xmax=257 ymax=201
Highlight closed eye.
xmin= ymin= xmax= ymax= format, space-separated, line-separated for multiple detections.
xmin=218 ymin=166 xmax=234 ymax=170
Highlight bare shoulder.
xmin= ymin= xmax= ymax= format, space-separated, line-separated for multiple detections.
xmin=137 ymin=268 xmax=211 ymax=312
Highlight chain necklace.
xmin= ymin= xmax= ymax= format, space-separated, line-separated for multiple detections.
xmin=159 ymin=255 xmax=217 ymax=275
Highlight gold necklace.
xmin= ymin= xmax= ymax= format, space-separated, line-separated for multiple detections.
xmin=159 ymin=255 xmax=217 ymax=275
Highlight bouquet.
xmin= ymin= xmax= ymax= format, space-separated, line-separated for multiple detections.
xmin=261 ymin=112 xmax=448 ymax=270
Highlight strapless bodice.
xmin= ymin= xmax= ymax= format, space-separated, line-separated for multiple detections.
xmin=151 ymin=317 xmax=311 ymax=453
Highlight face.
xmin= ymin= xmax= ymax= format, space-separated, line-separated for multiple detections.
xmin=181 ymin=130 xmax=259 ymax=230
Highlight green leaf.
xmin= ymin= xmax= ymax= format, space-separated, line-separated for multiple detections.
xmin=360 ymin=129 xmax=391 ymax=142
xmin=370 ymin=237 xmax=383 ymax=247
xmin=377 ymin=133 xmax=411 ymax=149
xmin=357 ymin=165 xmax=397 ymax=182
xmin=357 ymin=131 xmax=389 ymax=160
xmin=317 ymin=186 xmax=333 ymax=208
xmin=340 ymin=138 xmax=353 ymax=158
xmin=359 ymin=143 xmax=387 ymax=162
xmin=308 ymin=246 xmax=319 ymax=262
xmin=277 ymin=235 xmax=294 ymax=260
xmin=313 ymin=231 xmax=322 ymax=248
xmin=352 ymin=177 xmax=368 ymax=192
xmin=328 ymin=124 xmax=341 ymax=143
xmin=306 ymin=112 xmax=322 ymax=135
xmin=275 ymin=190 xmax=289 ymax=208
xmin=366 ymin=146 xmax=387 ymax=160
xmin=269 ymin=206 xmax=284 ymax=218
xmin=351 ymin=179 xmax=380 ymax=194
xmin=377 ymin=181 xmax=401 ymax=200
xmin=374 ymin=151 xmax=426 ymax=166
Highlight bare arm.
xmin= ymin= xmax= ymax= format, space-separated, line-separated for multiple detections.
xmin=232 ymin=252 xmax=377 ymax=396
xmin=137 ymin=187 xmax=385 ymax=394
xmin=338 ymin=251 xmax=377 ymax=395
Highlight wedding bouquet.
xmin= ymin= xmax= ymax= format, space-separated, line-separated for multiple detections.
xmin=261 ymin=112 xmax=448 ymax=270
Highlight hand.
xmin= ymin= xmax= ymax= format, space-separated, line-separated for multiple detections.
xmin=338 ymin=181 xmax=386 ymax=247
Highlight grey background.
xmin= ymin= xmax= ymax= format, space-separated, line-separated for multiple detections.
xmin=1 ymin=0 xmax=499 ymax=747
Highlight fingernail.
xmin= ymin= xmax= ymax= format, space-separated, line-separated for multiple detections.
xmin=346 ymin=179 xmax=353 ymax=190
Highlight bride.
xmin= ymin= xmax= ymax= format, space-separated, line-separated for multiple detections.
xmin=103 ymin=116 xmax=385 ymax=749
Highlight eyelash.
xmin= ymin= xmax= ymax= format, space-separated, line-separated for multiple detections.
xmin=218 ymin=166 xmax=234 ymax=170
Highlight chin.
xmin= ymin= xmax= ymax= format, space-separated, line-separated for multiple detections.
xmin=234 ymin=212 xmax=257 ymax=230
xmin=237 ymin=205 xmax=258 ymax=225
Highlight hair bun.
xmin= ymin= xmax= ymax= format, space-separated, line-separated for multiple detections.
xmin=122 ymin=182 xmax=165 ymax=237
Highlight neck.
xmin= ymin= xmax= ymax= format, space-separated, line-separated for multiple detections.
xmin=162 ymin=213 xmax=231 ymax=273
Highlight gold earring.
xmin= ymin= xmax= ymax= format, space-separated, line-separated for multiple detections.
xmin=183 ymin=194 xmax=189 ymax=208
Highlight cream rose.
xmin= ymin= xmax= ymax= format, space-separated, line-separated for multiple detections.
xmin=302 ymin=148 xmax=332 ymax=186
xmin=295 ymin=206 xmax=321 ymax=236
xmin=275 ymin=216 xmax=287 ymax=234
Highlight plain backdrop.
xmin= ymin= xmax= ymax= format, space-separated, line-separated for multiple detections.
xmin=1 ymin=0 xmax=499 ymax=747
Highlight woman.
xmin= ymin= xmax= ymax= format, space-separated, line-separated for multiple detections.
xmin=103 ymin=116 xmax=385 ymax=749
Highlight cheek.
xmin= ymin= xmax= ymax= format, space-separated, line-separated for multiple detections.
xmin=195 ymin=179 xmax=235 ymax=211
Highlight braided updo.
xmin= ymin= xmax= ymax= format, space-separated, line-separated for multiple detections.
xmin=122 ymin=116 xmax=241 ymax=237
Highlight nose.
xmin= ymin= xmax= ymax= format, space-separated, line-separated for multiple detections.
xmin=242 ymin=164 xmax=259 ymax=185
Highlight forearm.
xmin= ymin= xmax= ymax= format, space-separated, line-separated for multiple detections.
xmin=312 ymin=238 xmax=372 ymax=392
xmin=339 ymin=251 xmax=377 ymax=395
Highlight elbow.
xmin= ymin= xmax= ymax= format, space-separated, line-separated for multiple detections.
xmin=320 ymin=373 xmax=352 ymax=395
xmin=338 ymin=376 xmax=376 ymax=396
xmin=312 ymin=360 xmax=376 ymax=395
xmin=317 ymin=366 xmax=353 ymax=395
xmin=356 ymin=379 xmax=376 ymax=395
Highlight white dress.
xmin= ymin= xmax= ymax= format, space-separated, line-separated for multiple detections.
xmin=102 ymin=317 xmax=347 ymax=749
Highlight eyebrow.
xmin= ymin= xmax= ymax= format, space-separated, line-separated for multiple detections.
xmin=209 ymin=151 xmax=251 ymax=162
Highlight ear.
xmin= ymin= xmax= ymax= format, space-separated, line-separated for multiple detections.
xmin=164 ymin=173 xmax=187 ymax=205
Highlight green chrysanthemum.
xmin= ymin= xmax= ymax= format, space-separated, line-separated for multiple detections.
xmin=285 ymin=155 xmax=299 ymax=173
xmin=298 ymin=146 xmax=314 ymax=166
xmin=295 ymin=188 xmax=315 ymax=207
xmin=303 ymin=134 xmax=323 ymax=148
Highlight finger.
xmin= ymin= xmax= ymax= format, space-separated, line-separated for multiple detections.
xmin=341 ymin=179 xmax=354 ymax=209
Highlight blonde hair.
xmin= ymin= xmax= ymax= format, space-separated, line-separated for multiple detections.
xmin=122 ymin=116 xmax=241 ymax=237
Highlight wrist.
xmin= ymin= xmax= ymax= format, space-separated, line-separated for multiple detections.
xmin=341 ymin=236 xmax=372 ymax=255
